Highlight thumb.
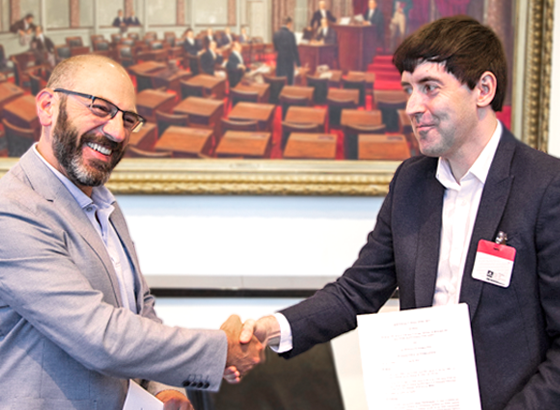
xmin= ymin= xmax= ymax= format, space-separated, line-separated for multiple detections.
xmin=240 ymin=319 xmax=256 ymax=344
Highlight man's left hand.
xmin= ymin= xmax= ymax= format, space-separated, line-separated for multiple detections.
xmin=156 ymin=390 xmax=194 ymax=410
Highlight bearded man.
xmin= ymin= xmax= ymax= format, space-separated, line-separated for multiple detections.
xmin=0 ymin=54 xmax=262 ymax=410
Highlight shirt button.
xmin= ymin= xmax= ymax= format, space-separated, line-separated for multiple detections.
xmin=86 ymin=206 xmax=94 ymax=212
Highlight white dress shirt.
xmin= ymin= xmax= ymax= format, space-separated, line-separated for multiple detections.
xmin=273 ymin=121 xmax=503 ymax=353
xmin=33 ymin=145 xmax=138 ymax=313
xmin=433 ymin=121 xmax=502 ymax=305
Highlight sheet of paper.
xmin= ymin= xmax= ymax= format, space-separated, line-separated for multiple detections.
xmin=123 ymin=380 xmax=163 ymax=410
xmin=357 ymin=304 xmax=481 ymax=410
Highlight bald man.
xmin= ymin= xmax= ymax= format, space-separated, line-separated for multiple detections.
xmin=0 ymin=55 xmax=262 ymax=410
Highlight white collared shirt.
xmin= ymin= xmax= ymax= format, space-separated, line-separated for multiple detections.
xmin=321 ymin=9 xmax=326 ymax=18
xmin=433 ymin=121 xmax=502 ymax=305
xmin=33 ymin=145 xmax=138 ymax=313
xmin=273 ymin=121 xmax=503 ymax=353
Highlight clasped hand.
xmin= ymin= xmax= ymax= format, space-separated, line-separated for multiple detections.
xmin=221 ymin=315 xmax=280 ymax=384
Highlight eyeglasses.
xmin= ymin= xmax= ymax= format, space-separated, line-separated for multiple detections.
xmin=54 ymin=88 xmax=146 ymax=133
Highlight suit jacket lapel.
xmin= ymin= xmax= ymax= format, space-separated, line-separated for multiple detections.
xmin=19 ymin=150 xmax=124 ymax=307
xmin=459 ymin=130 xmax=516 ymax=319
xmin=414 ymin=165 xmax=445 ymax=307
xmin=110 ymin=204 xmax=144 ymax=309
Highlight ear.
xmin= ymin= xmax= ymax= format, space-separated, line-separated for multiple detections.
xmin=36 ymin=88 xmax=55 ymax=127
xmin=475 ymin=71 xmax=497 ymax=109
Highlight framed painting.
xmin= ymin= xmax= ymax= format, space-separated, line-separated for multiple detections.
xmin=0 ymin=0 xmax=552 ymax=195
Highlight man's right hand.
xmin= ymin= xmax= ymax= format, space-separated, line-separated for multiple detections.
xmin=220 ymin=315 xmax=264 ymax=381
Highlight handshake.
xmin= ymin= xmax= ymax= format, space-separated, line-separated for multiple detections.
xmin=219 ymin=314 xmax=280 ymax=383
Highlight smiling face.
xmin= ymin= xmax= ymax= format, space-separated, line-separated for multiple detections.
xmin=401 ymin=61 xmax=479 ymax=161
xmin=38 ymin=57 xmax=136 ymax=195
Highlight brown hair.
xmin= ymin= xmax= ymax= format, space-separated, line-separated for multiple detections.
xmin=393 ymin=15 xmax=507 ymax=112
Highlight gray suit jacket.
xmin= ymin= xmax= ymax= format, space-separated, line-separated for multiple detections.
xmin=281 ymin=129 xmax=560 ymax=409
xmin=0 ymin=150 xmax=227 ymax=409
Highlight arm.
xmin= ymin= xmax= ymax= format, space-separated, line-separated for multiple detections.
xmin=0 ymin=190 xmax=261 ymax=390
xmin=504 ymin=171 xmax=560 ymax=408
xmin=241 ymin=168 xmax=402 ymax=358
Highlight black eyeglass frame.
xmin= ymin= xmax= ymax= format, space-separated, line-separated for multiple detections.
xmin=53 ymin=88 xmax=146 ymax=133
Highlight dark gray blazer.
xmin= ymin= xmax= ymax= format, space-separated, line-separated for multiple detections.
xmin=0 ymin=150 xmax=227 ymax=409
xmin=281 ymin=129 xmax=560 ymax=410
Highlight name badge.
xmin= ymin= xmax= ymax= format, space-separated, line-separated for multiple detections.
xmin=471 ymin=239 xmax=516 ymax=288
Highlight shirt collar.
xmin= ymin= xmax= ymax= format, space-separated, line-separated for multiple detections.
xmin=436 ymin=120 xmax=502 ymax=189
xmin=32 ymin=144 xmax=116 ymax=210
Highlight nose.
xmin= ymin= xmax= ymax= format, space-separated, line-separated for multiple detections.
xmin=101 ymin=112 xmax=128 ymax=143
xmin=405 ymin=88 xmax=424 ymax=119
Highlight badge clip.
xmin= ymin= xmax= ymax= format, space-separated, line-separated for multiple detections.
xmin=494 ymin=231 xmax=507 ymax=246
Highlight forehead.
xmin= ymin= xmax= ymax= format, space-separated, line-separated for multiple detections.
xmin=70 ymin=62 xmax=136 ymax=110
xmin=401 ymin=61 xmax=459 ymax=85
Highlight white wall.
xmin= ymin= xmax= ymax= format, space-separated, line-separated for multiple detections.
xmin=118 ymin=195 xmax=383 ymax=281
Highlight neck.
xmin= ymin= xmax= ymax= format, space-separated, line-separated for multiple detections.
xmin=446 ymin=112 xmax=498 ymax=182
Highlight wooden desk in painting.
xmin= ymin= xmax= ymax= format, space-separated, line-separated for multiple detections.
xmin=327 ymin=88 xmax=360 ymax=105
xmin=173 ymin=97 xmax=224 ymax=131
xmin=232 ymin=82 xmax=270 ymax=103
xmin=150 ymin=68 xmax=192 ymax=94
xmin=0 ymin=82 xmax=25 ymax=114
xmin=184 ymin=74 xmax=226 ymax=99
xmin=228 ymin=102 xmax=276 ymax=131
xmin=128 ymin=61 xmax=166 ymax=76
xmin=128 ymin=123 xmax=157 ymax=151
xmin=215 ymin=131 xmax=272 ymax=158
xmin=279 ymin=85 xmax=314 ymax=100
xmin=310 ymin=69 xmax=342 ymax=88
xmin=154 ymin=126 xmax=213 ymax=158
xmin=298 ymin=44 xmax=337 ymax=73
xmin=358 ymin=134 xmax=410 ymax=160
xmin=341 ymin=109 xmax=383 ymax=127
xmin=3 ymin=95 xmax=39 ymax=130
xmin=135 ymin=89 xmax=176 ymax=123
xmin=284 ymin=107 xmax=327 ymax=132
xmin=283 ymin=132 xmax=337 ymax=159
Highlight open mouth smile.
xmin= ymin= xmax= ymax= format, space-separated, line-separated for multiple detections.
xmin=86 ymin=142 xmax=112 ymax=156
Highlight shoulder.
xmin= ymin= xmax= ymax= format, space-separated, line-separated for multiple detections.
xmin=505 ymin=132 xmax=560 ymax=181
xmin=389 ymin=154 xmax=438 ymax=190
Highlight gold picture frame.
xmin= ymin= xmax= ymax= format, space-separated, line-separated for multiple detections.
xmin=0 ymin=0 xmax=552 ymax=196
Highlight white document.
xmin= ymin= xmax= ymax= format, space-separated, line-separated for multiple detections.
xmin=357 ymin=304 xmax=481 ymax=410
xmin=123 ymin=380 xmax=163 ymax=410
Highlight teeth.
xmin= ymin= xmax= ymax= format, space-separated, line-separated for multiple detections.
xmin=87 ymin=142 xmax=112 ymax=156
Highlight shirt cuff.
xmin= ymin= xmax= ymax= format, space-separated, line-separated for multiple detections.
xmin=271 ymin=312 xmax=293 ymax=353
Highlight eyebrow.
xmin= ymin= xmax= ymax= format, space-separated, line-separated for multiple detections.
xmin=401 ymin=76 xmax=444 ymax=88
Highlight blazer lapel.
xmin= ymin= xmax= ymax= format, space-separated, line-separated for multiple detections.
xmin=459 ymin=131 xmax=516 ymax=319
xmin=414 ymin=165 xmax=445 ymax=307
xmin=109 ymin=204 xmax=144 ymax=309
xmin=19 ymin=151 xmax=124 ymax=307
